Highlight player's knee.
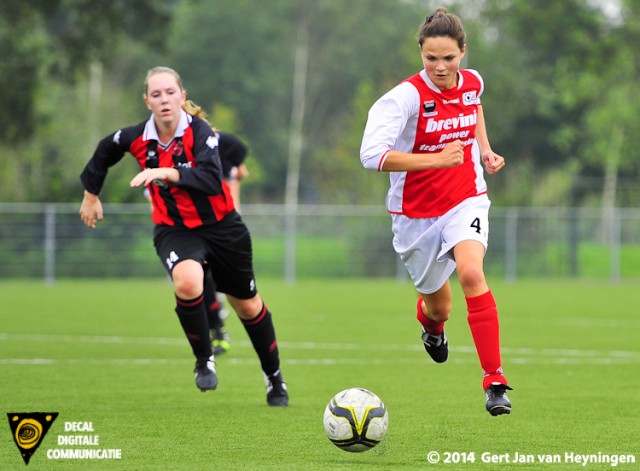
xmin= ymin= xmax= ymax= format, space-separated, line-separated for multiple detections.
xmin=456 ymin=266 xmax=486 ymax=292
xmin=425 ymin=298 xmax=451 ymax=322
xmin=171 ymin=261 xmax=204 ymax=299
xmin=429 ymin=305 xmax=451 ymax=323
xmin=173 ymin=280 xmax=202 ymax=300
xmin=229 ymin=294 xmax=263 ymax=320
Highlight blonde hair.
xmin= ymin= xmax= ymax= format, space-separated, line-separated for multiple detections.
xmin=182 ymin=100 xmax=207 ymax=120
xmin=183 ymin=100 xmax=216 ymax=130
xmin=143 ymin=66 xmax=184 ymax=95
xmin=143 ymin=66 xmax=214 ymax=128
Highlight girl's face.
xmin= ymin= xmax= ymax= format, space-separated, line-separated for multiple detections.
xmin=420 ymin=36 xmax=466 ymax=90
xmin=144 ymin=72 xmax=186 ymax=129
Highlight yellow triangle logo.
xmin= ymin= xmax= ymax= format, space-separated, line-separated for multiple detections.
xmin=7 ymin=412 xmax=58 ymax=465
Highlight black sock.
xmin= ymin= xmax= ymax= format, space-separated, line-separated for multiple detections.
xmin=241 ymin=303 xmax=280 ymax=376
xmin=206 ymin=300 xmax=223 ymax=331
xmin=175 ymin=293 xmax=212 ymax=359
xmin=203 ymin=269 xmax=223 ymax=330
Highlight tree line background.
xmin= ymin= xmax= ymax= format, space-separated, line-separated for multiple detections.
xmin=1 ymin=0 xmax=638 ymax=210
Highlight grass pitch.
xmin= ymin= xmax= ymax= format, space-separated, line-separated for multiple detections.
xmin=1 ymin=278 xmax=639 ymax=470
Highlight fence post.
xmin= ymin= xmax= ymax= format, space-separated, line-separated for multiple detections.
xmin=505 ymin=208 xmax=518 ymax=282
xmin=284 ymin=205 xmax=296 ymax=284
xmin=568 ymin=209 xmax=579 ymax=277
xmin=610 ymin=209 xmax=621 ymax=283
xmin=44 ymin=204 xmax=56 ymax=285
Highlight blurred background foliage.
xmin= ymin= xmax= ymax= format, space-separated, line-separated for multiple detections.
xmin=1 ymin=0 xmax=638 ymax=207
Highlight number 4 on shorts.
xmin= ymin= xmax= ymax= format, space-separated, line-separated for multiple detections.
xmin=470 ymin=217 xmax=481 ymax=234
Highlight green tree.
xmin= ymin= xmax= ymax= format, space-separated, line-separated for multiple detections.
xmin=0 ymin=0 xmax=177 ymax=145
xmin=475 ymin=0 xmax=639 ymax=207
xmin=6 ymin=0 xmax=638 ymax=208
xmin=308 ymin=80 xmax=390 ymax=204
xmin=170 ymin=0 xmax=295 ymax=200
xmin=297 ymin=0 xmax=424 ymax=203
xmin=580 ymin=0 xmax=640 ymax=209
xmin=0 ymin=0 xmax=178 ymax=202
xmin=169 ymin=0 xmax=424 ymax=203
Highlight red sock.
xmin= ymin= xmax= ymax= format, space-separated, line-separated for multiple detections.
xmin=466 ymin=290 xmax=508 ymax=389
xmin=415 ymin=298 xmax=444 ymax=335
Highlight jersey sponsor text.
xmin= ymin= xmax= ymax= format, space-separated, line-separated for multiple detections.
xmin=425 ymin=110 xmax=477 ymax=133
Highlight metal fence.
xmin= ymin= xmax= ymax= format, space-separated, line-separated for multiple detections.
xmin=1 ymin=203 xmax=639 ymax=282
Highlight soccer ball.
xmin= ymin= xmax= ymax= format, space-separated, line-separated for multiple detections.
xmin=323 ymin=387 xmax=388 ymax=452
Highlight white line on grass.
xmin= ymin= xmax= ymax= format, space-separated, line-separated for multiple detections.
xmin=1 ymin=332 xmax=638 ymax=365
xmin=0 ymin=356 xmax=636 ymax=366
xmin=0 ymin=332 xmax=185 ymax=345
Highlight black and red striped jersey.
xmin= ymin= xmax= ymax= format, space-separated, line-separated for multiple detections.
xmin=80 ymin=111 xmax=235 ymax=228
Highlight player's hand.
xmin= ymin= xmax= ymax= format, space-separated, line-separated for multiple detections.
xmin=79 ymin=191 xmax=103 ymax=229
xmin=438 ymin=140 xmax=465 ymax=168
xmin=130 ymin=168 xmax=178 ymax=188
xmin=482 ymin=150 xmax=505 ymax=175
xmin=236 ymin=163 xmax=249 ymax=180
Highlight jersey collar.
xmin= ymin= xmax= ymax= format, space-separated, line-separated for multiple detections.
xmin=143 ymin=109 xmax=192 ymax=144
xmin=419 ymin=69 xmax=464 ymax=94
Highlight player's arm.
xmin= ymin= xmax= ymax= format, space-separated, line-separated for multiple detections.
xmin=360 ymin=83 xmax=463 ymax=172
xmin=227 ymin=163 xmax=248 ymax=213
xmin=130 ymin=119 xmax=225 ymax=193
xmin=171 ymin=119 xmax=224 ymax=195
xmin=79 ymin=127 xmax=135 ymax=228
xmin=129 ymin=167 xmax=180 ymax=188
xmin=235 ymin=163 xmax=249 ymax=180
xmin=80 ymin=129 xmax=132 ymax=194
xmin=475 ymin=105 xmax=505 ymax=175
xmin=226 ymin=175 xmax=241 ymax=212
xmin=380 ymin=143 xmax=464 ymax=171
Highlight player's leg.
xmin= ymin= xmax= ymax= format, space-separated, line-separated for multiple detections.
xmin=417 ymin=282 xmax=452 ymax=363
xmin=226 ymin=293 xmax=288 ymax=407
xmin=154 ymin=226 xmax=217 ymax=393
xmin=206 ymin=212 xmax=288 ymax=406
xmin=172 ymin=259 xmax=218 ymax=392
xmin=391 ymin=213 xmax=455 ymax=364
xmin=438 ymin=195 xmax=512 ymax=415
xmin=454 ymin=239 xmax=511 ymax=415
xmin=203 ymin=268 xmax=231 ymax=355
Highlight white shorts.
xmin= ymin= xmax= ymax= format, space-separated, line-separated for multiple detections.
xmin=391 ymin=194 xmax=491 ymax=294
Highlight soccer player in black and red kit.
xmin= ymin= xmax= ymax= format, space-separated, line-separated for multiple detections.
xmin=79 ymin=66 xmax=288 ymax=406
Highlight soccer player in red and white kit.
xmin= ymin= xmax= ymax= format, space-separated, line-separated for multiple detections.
xmin=360 ymin=8 xmax=511 ymax=415
xmin=79 ymin=66 xmax=288 ymax=406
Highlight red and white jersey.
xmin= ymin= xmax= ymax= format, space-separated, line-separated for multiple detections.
xmin=360 ymin=69 xmax=487 ymax=218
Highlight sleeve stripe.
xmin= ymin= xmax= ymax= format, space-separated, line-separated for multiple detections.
xmin=377 ymin=150 xmax=390 ymax=172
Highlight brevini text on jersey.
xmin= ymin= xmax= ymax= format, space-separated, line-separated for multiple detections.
xmin=360 ymin=68 xmax=488 ymax=219
xmin=401 ymin=69 xmax=486 ymax=218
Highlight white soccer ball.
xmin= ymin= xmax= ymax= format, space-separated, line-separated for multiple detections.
xmin=323 ymin=387 xmax=389 ymax=452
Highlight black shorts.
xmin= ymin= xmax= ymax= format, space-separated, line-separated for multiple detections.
xmin=153 ymin=211 xmax=257 ymax=299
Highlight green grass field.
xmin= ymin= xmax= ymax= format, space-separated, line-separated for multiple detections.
xmin=1 ymin=278 xmax=639 ymax=470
